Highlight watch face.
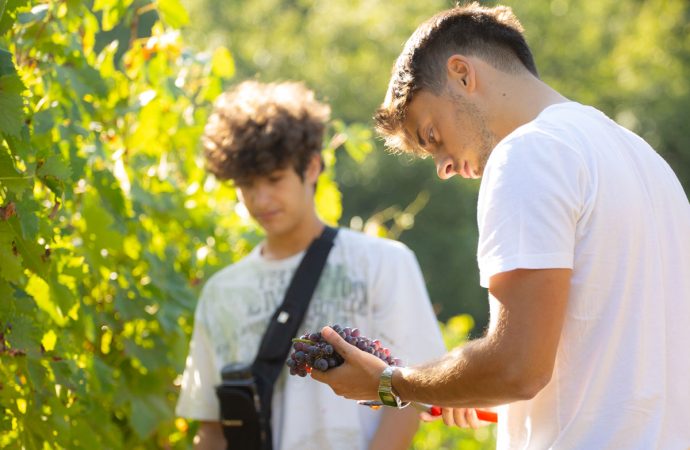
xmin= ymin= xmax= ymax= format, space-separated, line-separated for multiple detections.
xmin=379 ymin=391 xmax=398 ymax=407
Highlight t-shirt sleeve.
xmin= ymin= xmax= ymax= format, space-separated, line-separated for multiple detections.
xmin=477 ymin=133 xmax=587 ymax=287
xmin=175 ymin=286 xmax=222 ymax=421
xmin=369 ymin=243 xmax=446 ymax=366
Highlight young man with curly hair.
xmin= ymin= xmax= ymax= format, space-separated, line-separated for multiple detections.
xmin=312 ymin=3 xmax=690 ymax=449
xmin=175 ymin=81 xmax=445 ymax=450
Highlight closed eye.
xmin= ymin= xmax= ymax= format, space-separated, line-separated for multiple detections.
xmin=428 ymin=128 xmax=437 ymax=145
xmin=268 ymin=174 xmax=284 ymax=184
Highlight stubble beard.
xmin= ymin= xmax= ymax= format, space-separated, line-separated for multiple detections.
xmin=449 ymin=90 xmax=498 ymax=177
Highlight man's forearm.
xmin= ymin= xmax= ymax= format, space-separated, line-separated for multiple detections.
xmin=393 ymin=336 xmax=541 ymax=408
xmin=312 ymin=270 xmax=569 ymax=412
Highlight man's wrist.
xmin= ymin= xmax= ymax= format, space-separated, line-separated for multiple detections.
xmin=378 ymin=366 xmax=410 ymax=408
xmin=392 ymin=366 xmax=410 ymax=402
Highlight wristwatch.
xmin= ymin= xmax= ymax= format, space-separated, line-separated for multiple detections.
xmin=378 ymin=366 xmax=410 ymax=408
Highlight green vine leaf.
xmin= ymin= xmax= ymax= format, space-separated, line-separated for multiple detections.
xmin=0 ymin=144 xmax=31 ymax=196
xmin=0 ymin=222 xmax=22 ymax=281
xmin=4 ymin=218 xmax=48 ymax=279
xmin=211 ymin=46 xmax=235 ymax=78
xmin=36 ymin=153 xmax=72 ymax=183
xmin=5 ymin=314 xmax=41 ymax=354
xmin=0 ymin=48 xmax=15 ymax=76
xmin=93 ymin=0 xmax=134 ymax=32
xmin=157 ymin=0 xmax=189 ymax=28
xmin=0 ymin=0 xmax=29 ymax=35
xmin=0 ymin=74 xmax=25 ymax=137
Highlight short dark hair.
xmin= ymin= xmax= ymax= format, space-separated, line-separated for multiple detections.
xmin=202 ymin=81 xmax=330 ymax=182
xmin=375 ymin=2 xmax=538 ymax=154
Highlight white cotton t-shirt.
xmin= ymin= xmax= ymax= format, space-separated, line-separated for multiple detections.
xmin=176 ymin=227 xmax=446 ymax=450
xmin=477 ymin=102 xmax=690 ymax=450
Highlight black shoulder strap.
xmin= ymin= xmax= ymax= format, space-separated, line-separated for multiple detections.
xmin=253 ymin=225 xmax=338 ymax=379
xmin=248 ymin=226 xmax=338 ymax=450
xmin=221 ymin=226 xmax=338 ymax=450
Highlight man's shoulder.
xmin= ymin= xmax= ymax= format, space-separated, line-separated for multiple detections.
xmin=204 ymin=251 xmax=259 ymax=288
xmin=499 ymin=102 xmax=611 ymax=152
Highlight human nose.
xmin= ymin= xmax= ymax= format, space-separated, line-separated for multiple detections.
xmin=436 ymin=156 xmax=456 ymax=180
xmin=241 ymin=182 xmax=269 ymax=207
xmin=251 ymin=184 xmax=271 ymax=205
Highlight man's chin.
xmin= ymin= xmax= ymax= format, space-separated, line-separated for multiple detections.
xmin=261 ymin=222 xmax=290 ymax=237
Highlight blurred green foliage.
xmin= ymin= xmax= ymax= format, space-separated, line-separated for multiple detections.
xmin=0 ymin=1 xmax=237 ymax=446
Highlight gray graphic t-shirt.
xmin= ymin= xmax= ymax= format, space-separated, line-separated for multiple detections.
xmin=176 ymin=228 xmax=445 ymax=450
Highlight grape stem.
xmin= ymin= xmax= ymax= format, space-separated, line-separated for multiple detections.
xmin=291 ymin=338 xmax=315 ymax=344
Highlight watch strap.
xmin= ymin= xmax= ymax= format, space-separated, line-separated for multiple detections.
xmin=378 ymin=366 xmax=409 ymax=408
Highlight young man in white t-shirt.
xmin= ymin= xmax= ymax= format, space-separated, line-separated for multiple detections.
xmin=311 ymin=3 xmax=690 ymax=449
xmin=175 ymin=80 xmax=446 ymax=450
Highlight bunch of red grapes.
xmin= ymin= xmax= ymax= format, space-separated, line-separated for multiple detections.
xmin=286 ymin=324 xmax=401 ymax=377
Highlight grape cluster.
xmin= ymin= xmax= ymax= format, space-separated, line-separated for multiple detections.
xmin=286 ymin=324 xmax=401 ymax=377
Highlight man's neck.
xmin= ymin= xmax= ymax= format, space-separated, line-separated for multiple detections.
xmin=261 ymin=216 xmax=325 ymax=260
xmin=486 ymin=72 xmax=570 ymax=141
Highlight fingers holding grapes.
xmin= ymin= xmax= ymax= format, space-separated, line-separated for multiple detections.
xmin=318 ymin=326 xmax=356 ymax=361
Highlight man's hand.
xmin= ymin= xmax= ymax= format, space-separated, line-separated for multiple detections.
xmin=310 ymin=326 xmax=389 ymax=401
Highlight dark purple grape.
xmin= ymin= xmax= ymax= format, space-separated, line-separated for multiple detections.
xmin=314 ymin=358 xmax=328 ymax=371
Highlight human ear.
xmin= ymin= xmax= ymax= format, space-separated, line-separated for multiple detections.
xmin=446 ymin=55 xmax=475 ymax=91
xmin=305 ymin=153 xmax=322 ymax=184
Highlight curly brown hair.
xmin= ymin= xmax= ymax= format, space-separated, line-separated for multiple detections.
xmin=374 ymin=2 xmax=538 ymax=155
xmin=202 ymin=80 xmax=331 ymax=182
